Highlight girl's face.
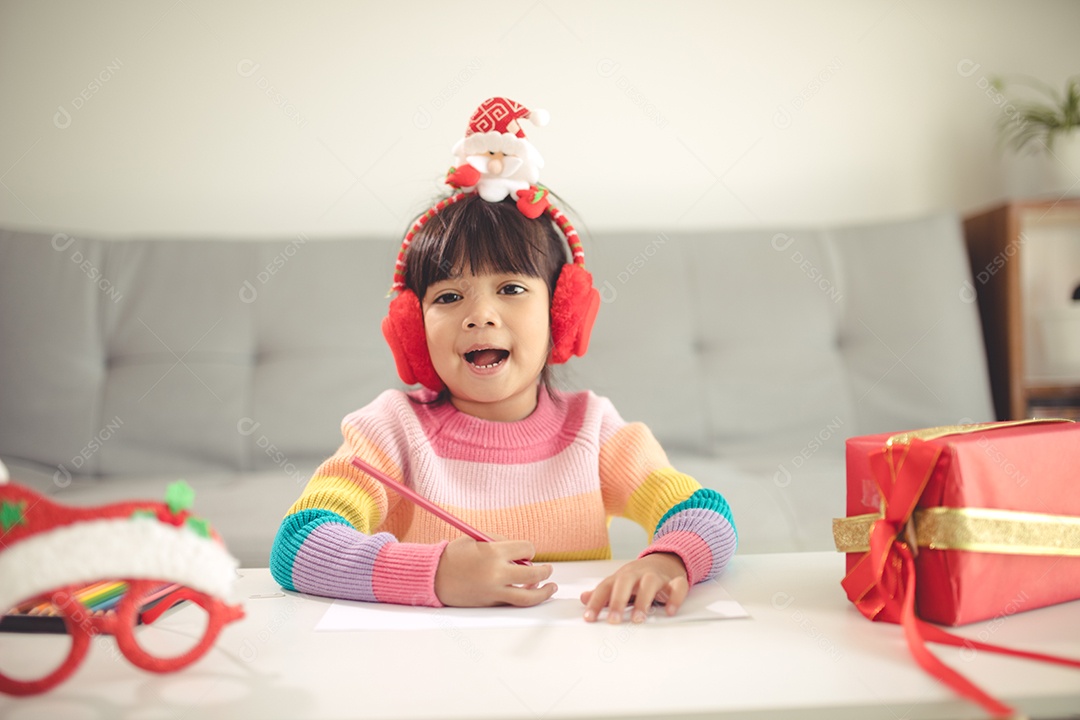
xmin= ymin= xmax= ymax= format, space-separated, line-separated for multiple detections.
xmin=422 ymin=267 xmax=551 ymax=422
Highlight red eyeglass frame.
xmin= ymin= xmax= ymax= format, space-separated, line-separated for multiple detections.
xmin=0 ymin=578 xmax=244 ymax=696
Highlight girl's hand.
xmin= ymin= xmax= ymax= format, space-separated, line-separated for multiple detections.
xmin=580 ymin=552 xmax=689 ymax=623
xmin=434 ymin=536 xmax=557 ymax=607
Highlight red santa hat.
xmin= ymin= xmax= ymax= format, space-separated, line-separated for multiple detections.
xmin=465 ymin=97 xmax=550 ymax=138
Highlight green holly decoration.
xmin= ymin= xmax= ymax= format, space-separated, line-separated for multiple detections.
xmin=165 ymin=480 xmax=195 ymax=515
xmin=1 ymin=500 xmax=27 ymax=532
xmin=185 ymin=516 xmax=211 ymax=538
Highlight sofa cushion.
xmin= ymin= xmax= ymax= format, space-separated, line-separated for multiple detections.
xmin=0 ymin=230 xmax=401 ymax=476
xmin=566 ymin=231 xmax=709 ymax=454
xmin=570 ymin=213 xmax=994 ymax=460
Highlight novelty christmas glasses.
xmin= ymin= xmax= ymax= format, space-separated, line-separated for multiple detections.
xmin=0 ymin=481 xmax=243 ymax=695
xmin=0 ymin=579 xmax=243 ymax=696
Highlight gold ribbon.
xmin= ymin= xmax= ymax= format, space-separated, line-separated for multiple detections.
xmin=834 ymin=507 xmax=1080 ymax=556
xmin=884 ymin=417 xmax=1070 ymax=446
xmin=835 ymin=418 xmax=1078 ymax=557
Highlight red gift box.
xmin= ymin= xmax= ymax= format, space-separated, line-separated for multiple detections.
xmin=839 ymin=419 xmax=1080 ymax=625
xmin=834 ymin=419 xmax=1080 ymax=717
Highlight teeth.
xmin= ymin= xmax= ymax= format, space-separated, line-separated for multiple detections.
xmin=464 ymin=349 xmax=508 ymax=368
xmin=469 ymin=358 xmax=504 ymax=368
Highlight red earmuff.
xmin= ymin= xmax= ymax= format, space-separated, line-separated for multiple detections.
xmin=383 ymin=290 xmax=444 ymax=392
xmin=549 ymin=263 xmax=600 ymax=364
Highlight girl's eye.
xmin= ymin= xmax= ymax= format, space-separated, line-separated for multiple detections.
xmin=433 ymin=292 xmax=462 ymax=304
xmin=500 ymin=284 xmax=526 ymax=296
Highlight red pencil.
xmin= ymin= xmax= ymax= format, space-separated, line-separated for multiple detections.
xmin=350 ymin=457 xmax=530 ymax=565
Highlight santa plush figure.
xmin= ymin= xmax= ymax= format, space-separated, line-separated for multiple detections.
xmin=445 ymin=97 xmax=552 ymax=218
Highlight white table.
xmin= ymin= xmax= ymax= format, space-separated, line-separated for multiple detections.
xmin=2 ymin=552 xmax=1078 ymax=719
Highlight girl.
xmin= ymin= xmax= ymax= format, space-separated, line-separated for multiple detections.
xmin=270 ymin=98 xmax=736 ymax=623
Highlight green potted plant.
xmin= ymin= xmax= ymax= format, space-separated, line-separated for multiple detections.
xmin=991 ymin=74 xmax=1080 ymax=196
xmin=993 ymin=75 xmax=1080 ymax=152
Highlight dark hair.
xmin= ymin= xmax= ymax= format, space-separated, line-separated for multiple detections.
xmin=404 ymin=194 xmax=567 ymax=299
xmin=403 ymin=193 xmax=570 ymax=400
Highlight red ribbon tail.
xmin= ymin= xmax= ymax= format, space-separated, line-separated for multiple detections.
xmin=898 ymin=547 xmax=1015 ymax=718
xmin=918 ymin=620 xmax=1080 ymax=670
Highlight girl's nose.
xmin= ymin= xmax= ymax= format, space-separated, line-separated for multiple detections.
xmin=464 ymin=297 xmax=499 ymax=328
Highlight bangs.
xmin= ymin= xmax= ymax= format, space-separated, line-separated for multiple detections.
xmin=405 ymin=195 xmax=566 ymax=297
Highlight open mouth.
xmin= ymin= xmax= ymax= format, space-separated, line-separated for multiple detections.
xmin=464 ymin=348 xmax=510 ymax=369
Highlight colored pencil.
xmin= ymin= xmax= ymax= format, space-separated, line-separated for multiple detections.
xmin=2 ymin=581 xmax=186 ymax=632
xmin=80 ymin=582 xmax=127 ymax=609
xmin=93 ymin=583 xmax=179 ymax=613
xmin=350 ymin=457 xmax=531 ymax=565
xmin=20 ymin=581 xmax=122 ymax=616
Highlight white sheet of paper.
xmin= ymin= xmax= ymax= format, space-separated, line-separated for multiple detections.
xmin=314 ymin=577 xmax=748 ymax=632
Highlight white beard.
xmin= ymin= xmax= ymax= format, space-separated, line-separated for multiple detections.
xmin=450 ymin=133 xmax=544 ymax=202
xmin=475 ymin=177 xmax=530 ymax=202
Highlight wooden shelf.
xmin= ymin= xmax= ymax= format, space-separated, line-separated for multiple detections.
xmin=1027 ymin=384 xmax=1080 ymax=419
xmin=963 ymin=198 xmax=1080 ymax=420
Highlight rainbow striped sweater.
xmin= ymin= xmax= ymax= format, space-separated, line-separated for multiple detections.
xmin=270 ymin=388 xmax=737 ymax=606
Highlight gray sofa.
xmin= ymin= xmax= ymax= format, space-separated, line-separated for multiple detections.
xmin=0 ymin=213 xmax=996 ymax=566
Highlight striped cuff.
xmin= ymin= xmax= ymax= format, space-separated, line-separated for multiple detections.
xmin=639 ymin=531 xmax=714 ymax=585
xmin=271 ymin=508 xmax=448 ymax=607
xmin=655 ymin=488 xmax=737 ymax=542
xmin=644 ymin=489 xmax=738 ymax=584
xmin=372 ymin=540 xmax=449 ymax=607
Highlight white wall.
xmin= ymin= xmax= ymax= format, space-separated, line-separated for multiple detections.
xmin=1 ymin=0 xmax=1078 ymax=237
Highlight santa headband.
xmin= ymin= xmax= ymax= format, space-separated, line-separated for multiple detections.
xmin=391 ymin=96 xmax=583 ymax=294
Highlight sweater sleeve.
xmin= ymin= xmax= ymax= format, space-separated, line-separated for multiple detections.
xmin=597 ymin=399 xmax=737 ymax=585
xmin=269 ymin=393 xmax=448 ymax=607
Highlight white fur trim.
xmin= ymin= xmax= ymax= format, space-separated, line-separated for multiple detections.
xmin=0 ymin=518 xmax=239 ymax=613
xmin=462 ymin=132 xmax=527 ymax=157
